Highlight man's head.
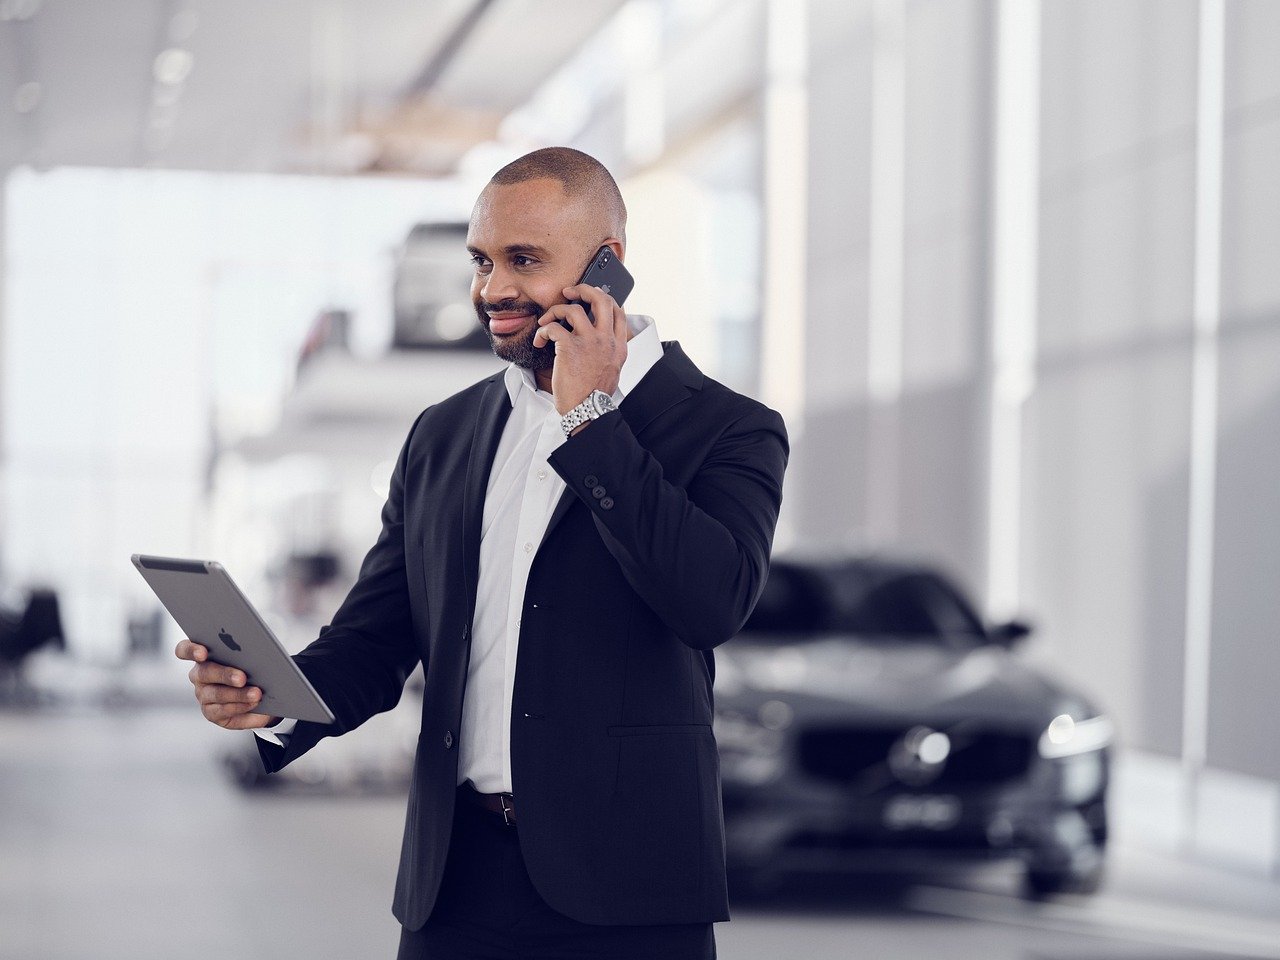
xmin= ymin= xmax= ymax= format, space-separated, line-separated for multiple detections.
xmin=467 ymin=147 xmax=627 ymax=370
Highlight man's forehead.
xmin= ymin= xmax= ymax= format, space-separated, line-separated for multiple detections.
xmin=468 ymin=179 xmax=594 ymax=245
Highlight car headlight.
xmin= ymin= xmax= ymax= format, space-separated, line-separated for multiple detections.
xmin=1037 ymin=713 xmax=1114 ymax=759
xmin=714 ymin=710 xmax=784 ymax=756
xmin=715 ymin=708 xmax=786 ymax=786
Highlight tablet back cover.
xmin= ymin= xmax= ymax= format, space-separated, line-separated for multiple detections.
xmin=132 ymin=554 xmax=334 ymax=724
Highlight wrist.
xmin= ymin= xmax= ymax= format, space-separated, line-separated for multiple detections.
xmin=557 ymin=383 xmax=618 ymax=416
xmin=560 ymin=389 xmax=616 ymax=438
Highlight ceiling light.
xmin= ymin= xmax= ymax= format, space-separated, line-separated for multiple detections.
xmin=153 ymin=48 xmax=194 ymax=86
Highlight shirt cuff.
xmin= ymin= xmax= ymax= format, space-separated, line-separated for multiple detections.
xmin=252 ymin=718 xmax=298 ymax=749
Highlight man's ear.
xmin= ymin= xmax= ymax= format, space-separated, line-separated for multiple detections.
xmin=603 ymin=238 xmax=625 ymax=262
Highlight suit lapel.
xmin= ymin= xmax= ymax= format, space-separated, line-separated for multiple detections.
xmin=462 ymin=376 xmax=513 ymax=609
xmin=537 ymin=342 xmax=702 ymax=550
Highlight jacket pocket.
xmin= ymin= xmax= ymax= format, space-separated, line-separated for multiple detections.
xmin=608 ymin=723 xmax=712 ymax=737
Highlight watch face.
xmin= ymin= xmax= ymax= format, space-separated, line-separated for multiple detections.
xmin=591 ymin=390 xmax=616 ymax=414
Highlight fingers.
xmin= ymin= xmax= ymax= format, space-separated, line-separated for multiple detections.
xmin=562 ymin=283 xmax=616 ymax=326
xmin=219 ymin=711 xmax=275 ymax=730
xmin=197 ymin=685 xmax=266 ymax=726
xmin=612 ymin=302 xmax=629 ymax=366
xmin=533 ymin=303 xmax=589 ymax=348
xmin=196 ymin=681 xmax=261 ymax=707
xmin=175 ymin=639 xmax=274 ymax=730
xmin=174 ymin=639 xmax=208 ymax=663
xmin=203 ymin=698 xmax=271 ymax=728
xmin=188 ymin=659 xmax=248 ymax=688
xmin=534 ymin=284 xmax=620 ymax=349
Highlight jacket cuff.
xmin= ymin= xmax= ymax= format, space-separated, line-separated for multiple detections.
xmin=548 ymin=410 xmax=628 ymax=513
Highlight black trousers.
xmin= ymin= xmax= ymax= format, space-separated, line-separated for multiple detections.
xmin=396 ymin=788 xmax=716 ymax=960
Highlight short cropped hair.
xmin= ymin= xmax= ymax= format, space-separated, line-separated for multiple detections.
xmin=489 ymin=147 xmax=627 ymax=242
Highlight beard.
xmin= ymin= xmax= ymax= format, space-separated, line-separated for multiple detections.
xmin=475 ymin=298 xmax=556 ymax=371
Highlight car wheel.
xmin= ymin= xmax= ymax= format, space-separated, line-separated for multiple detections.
xmin=727 ymin=865 xmax=777 ymax=903
xmin=221 ymin=749 xmax=272 ymax=791
xmin=1023 ymin=861 xmax=1104 ymax=898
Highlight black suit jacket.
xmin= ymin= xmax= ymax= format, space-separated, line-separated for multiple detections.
xmin=256 ymin=341 xmax=789 ymax=928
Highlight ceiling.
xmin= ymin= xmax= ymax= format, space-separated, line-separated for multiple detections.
xmin=0 ymin=0 xmax=626 ymax=177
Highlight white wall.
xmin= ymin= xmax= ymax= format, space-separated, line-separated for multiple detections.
xmin=2 ymin=167 xmax=468 ymax=659
xmin=792 ymin=0 xmax=1280 ymax=873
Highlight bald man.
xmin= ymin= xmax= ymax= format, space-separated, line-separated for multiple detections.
xmin=178 ymin=147 xmax=789 ymax=959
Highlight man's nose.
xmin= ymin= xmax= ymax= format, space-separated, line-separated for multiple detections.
xmin=481 ymin=263 xmax=518 ymax=303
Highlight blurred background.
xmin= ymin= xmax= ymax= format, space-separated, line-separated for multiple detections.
xmin=2 ymin=1 xmax=1279 ymax=958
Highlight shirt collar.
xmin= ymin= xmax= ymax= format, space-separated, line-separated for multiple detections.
xmin=502 ymin=314 xmax=662 ymax=406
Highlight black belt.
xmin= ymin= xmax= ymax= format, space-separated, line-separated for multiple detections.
xmin=461 ymin=783 xmax=517 ymax=826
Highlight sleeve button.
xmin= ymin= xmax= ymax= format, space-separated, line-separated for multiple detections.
xmin=592 ymin=485 xmax=607 ymax=499
xmin=443 ymin=731 xmax=454 ymax=749
xmin=584 ymin=474 xmax=599 ymax=487
xmin=600 ymin=497 xmax=615 ymax=510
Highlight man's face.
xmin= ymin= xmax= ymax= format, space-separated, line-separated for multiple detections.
xmin=466 ymin=178 xmax=609 ymax=370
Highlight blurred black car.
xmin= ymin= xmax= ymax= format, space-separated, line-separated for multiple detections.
xmin=716 ymin=557 xmax=1112 ymax=898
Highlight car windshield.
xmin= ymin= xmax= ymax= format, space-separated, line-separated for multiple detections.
xmin=742 ymin=562 xmax=988 ymax=649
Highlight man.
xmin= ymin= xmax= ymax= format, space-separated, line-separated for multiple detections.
xmin=177 ymin=147 xmax=789 ymax=959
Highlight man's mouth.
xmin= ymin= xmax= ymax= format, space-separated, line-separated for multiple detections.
xmin=487 ymin=311 xmax=535 ymax=336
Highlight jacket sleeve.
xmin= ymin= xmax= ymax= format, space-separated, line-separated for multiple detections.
xmin=257 ymin=409 xmax=427 ymax=772
xmin=547 ymin=402 xmax=788 ymax=650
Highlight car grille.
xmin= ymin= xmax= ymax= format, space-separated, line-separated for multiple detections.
xmin=797 ymin=724 xmax=1034 ymax=789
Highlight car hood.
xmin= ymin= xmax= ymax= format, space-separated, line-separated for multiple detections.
xmin=717 ymin=635 xmax=1070 ymax=729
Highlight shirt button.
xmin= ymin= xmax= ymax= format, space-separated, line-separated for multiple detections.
xmin=524 ymin=542 xmax=533 ymax=553
xmin=516 ymin=617 xmax=522 ymax=627
xmin=537 ymin=469 xmax=547 ymax=481
xmin=443 ymin=731 xmax=454 ymax=749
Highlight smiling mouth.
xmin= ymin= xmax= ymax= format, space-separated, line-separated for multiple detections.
xmin=487 ymin=312 xmax=535 ymax=336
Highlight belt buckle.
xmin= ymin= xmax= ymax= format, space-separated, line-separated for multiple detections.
xmin=498 ymin=792 xmax=515 ymax=827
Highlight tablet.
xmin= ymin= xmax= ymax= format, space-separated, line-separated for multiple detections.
xmin=132 ymin=554 xmax=335 ymax=724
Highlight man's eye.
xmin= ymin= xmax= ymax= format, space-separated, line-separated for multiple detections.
xmin=512 ymin=255 xmax=537 ymax=268
xmin=469 ymin=255 xmax=491 ymax=273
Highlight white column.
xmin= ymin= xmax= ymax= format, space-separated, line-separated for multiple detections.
xmin=0 ymin=177 xmax=7 ymax=546
xmin=865 ymin=0 xmax=907 ymax=546
xmin=1182 ymin=0 xmax=1226 ymax=852
xmin=760 ymin=0 xmax=809 ymax=437
xmin=985 ymin=0 xmax=1041 ymax=621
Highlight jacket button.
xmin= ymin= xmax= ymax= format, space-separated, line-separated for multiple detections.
xmin=592 ymin=485 xmax=607 ymax=499
xmin=443 ymin=731 xmax=454 ymax=749
xmin=584 ymin=474 xmax=599 ymax=487
xmin=600 ymin=497 xmax=615 ymax=510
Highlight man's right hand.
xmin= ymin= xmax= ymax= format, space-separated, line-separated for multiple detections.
xmin=175 ymin=639 xmax=278 ymax=730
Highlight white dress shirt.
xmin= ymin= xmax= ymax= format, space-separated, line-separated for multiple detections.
xmin=458 ymin=313 xmax=662 ymax=793
xmin=257 ymin=315 xmax=664 ymax=796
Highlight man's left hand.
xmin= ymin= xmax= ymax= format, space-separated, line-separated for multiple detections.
xmin=532 ymin=283 xmax=628 ymax=415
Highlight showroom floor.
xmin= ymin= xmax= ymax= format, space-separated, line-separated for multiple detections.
xmin=4 ymin=700 xmax=1280 ymax=960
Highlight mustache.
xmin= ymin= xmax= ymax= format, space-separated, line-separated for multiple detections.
xmin=479 ymin=298 xmax=544 ymax=318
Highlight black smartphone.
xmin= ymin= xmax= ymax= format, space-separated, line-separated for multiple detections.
xmin=559 ymin=245 xmax=634 ymax=329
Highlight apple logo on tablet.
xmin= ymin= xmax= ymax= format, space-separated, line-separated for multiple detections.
xmin=218 ymin=627 xmax=241 ymax=652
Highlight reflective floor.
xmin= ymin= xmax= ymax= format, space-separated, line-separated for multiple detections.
xmin=3 ymin=703 xmax=1280 ymax=960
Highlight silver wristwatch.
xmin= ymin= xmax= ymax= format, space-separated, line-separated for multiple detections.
xmin=560 ymin=389 xmax=616 ymax=437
